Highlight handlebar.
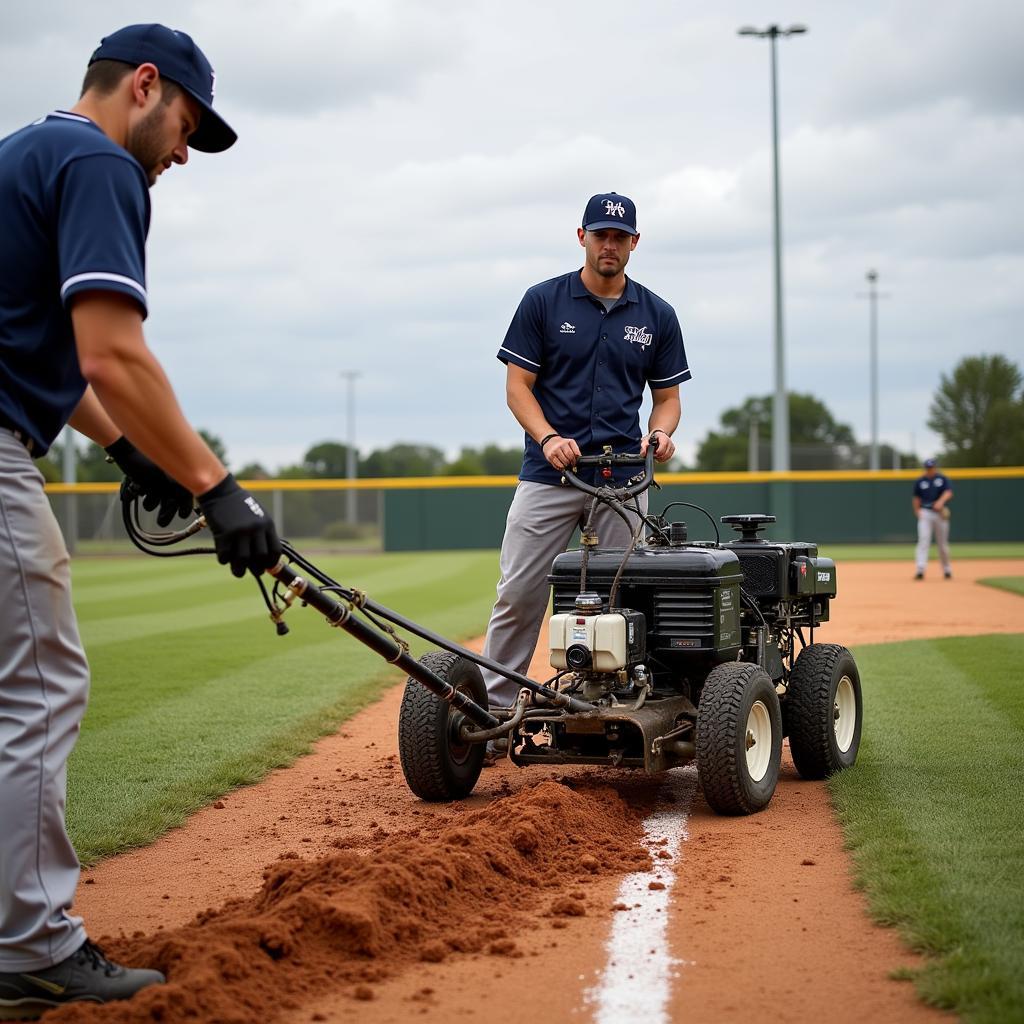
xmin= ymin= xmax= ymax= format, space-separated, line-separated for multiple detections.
xmin=560 ymin=446 xmax=656 ymax=499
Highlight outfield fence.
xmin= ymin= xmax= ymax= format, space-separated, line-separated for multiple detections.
xmin=45 ymin=466 xmax=1024 ymax=553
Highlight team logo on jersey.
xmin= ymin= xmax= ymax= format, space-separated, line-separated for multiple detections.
xmin=624 ymin=325 xmax=652 ymax=348
xmin=604 ymin=200 xmax=626 ymax=218
xmin=559 ymin=322 xmax=576 ymax=334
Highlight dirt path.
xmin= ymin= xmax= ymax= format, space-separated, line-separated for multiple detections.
xmin=71 ymin=559 xmax=1024 ymax=1022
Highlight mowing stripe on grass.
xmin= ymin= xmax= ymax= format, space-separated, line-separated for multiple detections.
xmin=831 ymin=633 xmax=1024 ymax=1024
xmin=68 ymin=551 xmax=500 ymax=864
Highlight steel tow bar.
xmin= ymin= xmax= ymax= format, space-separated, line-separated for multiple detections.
xmin=267 ymin=558 xmax=500 ymax=731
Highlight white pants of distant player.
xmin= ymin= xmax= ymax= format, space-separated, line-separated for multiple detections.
xmin=916 ymin=507 xmax=951 ymax=577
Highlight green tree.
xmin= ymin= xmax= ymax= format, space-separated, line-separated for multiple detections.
xmin=927 ymin=354 xmax=1024 ymax=467
xmin=76 ymin=442 xmax=121 ymax=482
xmin=302 ymin=441 xmax=355 ymax=478
xmin=444 ymin=444 xmax=522 ymax=475
xmin=446 ymin=447 xmax=485 ymax=476
xmin=35 ymin=454 xmax=62 ymax=483
xmin=478 ymin=444 xmax=523 ymax=475
xmin=696 ymin=393 xmax=858 ymax=471
xmin=236 ymin=462 xmax=271 ymax=480
xmin=360 ymin=443 xmax=446 ymax=478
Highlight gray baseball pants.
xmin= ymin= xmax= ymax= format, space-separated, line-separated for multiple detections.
xmin=481 ymin=480 xmax=647 ymax=707
xmin=0 ymin=429 xmax=89 ymax=971
xmin=916 ymin=507 xmax=952 ymax=575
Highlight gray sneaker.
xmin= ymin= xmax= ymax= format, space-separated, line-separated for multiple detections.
xmin=0 ymin=941 xmax=164 ymax=1020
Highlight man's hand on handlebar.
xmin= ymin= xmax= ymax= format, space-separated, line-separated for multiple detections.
xmin=540 ymin=434 xmax=581 ymax=471
xmin=640 ymin=429 xmax=676 ymax=464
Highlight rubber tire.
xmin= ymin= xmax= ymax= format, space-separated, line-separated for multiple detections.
xmin=398 ymin=650 xmax=487 ymax=801
xmin=785 ymin=643 xmax=862 ymax=780
xmin=696 ymin=662 xmax=783 ymax=815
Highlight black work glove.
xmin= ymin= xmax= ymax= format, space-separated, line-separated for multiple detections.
xmin=196 ymin=473 xmax=282 ymax=578
xmin=105 ymin=436 xmax=193 ymax=528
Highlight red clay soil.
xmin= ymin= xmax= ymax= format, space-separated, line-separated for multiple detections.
xmin=66 ymin=559 xmax=1024 ymax=1023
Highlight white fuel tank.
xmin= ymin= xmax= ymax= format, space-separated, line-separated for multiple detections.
xmin=549 ymin=612 xmax=627 ymax=672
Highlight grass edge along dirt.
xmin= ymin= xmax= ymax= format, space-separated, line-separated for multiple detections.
xmin=976 ymin=575 xmax=1024 ymax=598
xmin=818 ymin=541 xmax=1024 ymax=562
xmin=67 ymin=551 xmax=499 ymax=865
xmin=829 ymin=632 xmax=1024 ymax=1024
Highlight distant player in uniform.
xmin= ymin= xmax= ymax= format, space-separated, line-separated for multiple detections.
xmin=0 ymin=24 xmax=280 ymax=1017
xmin=912 ymin=457 xmax=953 ymax=580
xmin=481 ymin=192 xmax=690 ymax=711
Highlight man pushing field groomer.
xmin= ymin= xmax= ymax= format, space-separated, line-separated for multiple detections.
xmin=0 ymin=24 xmax=280 ymax=1018
xmin=481 ymin=192 xmax=691 ymax=714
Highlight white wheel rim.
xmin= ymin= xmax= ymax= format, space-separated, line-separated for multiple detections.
xmin=745 ymin=700 xmax=772 ymax=782
xmin=834 ymin=676 xmax=857 ymax=753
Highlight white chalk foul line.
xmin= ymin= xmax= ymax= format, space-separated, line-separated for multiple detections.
xmin=583 ymin=767 xmax=697 ymax=1024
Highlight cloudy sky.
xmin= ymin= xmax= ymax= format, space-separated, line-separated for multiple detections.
xmin=4 ymin=0 xmax=1022 ymax=470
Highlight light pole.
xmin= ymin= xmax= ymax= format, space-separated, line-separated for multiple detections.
xmin=865 ymin=270 xmax=880 ymax=471
xmin=61 ymin=425 xmax=77 ymax=554
xmin=738 ymin=23 xmax=806 ymax=473
xmin=339 ymin=371 xmax=360 ymax=524
xmin=857 ymin=270 xmax=890 ymax=471
xmin=747 ymin=399 xmax=768 ymax=472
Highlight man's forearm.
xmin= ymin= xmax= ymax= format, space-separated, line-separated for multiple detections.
xmin=86 ymin=351 xmax=223 ymax=495
xmin=507 ymin=378 xmax=556 ymax=443
xmin=67 ymin=386 xmax=121 ymax=448
xmin=647 ymin=390 xmax=680 ymax=436
xmin=72 ymin=297 xmax=225 ymax=495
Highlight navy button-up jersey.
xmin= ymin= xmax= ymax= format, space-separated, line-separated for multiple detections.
xmin=0 ymin=112 xmax=150 ymax=455
xmin=913 ymin=472 xmax=951 ymax=509
xmin=497 ymin=270 xmax=690 ymax=485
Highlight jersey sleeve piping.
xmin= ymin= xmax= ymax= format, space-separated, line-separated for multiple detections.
xmin=649 ymin=368 xmax=692 ymax=387
xmin=498 ymin=346 xmax=541 ymax=369
xmin=60 ymin=271 xmax=147 ymax=304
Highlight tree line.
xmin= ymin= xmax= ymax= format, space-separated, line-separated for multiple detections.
xmin=35 ymin=354 xmax=1023 ymax=481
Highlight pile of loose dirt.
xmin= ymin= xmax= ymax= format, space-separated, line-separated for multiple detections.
xmin=54 ymin=780 xmax=648 ymax=1023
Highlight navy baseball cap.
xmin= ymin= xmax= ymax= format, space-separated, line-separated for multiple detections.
xmin=89 ymin=24 xmax=236 ymax=153
xmin=582 ymin=192 xmax=638 ymax=236
xmin=924 ymin=458 xmax=938 ymax=468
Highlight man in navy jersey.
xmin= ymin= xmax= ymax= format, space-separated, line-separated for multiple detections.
xmin=481 ymin=193 xmax=690 ymax=712
xmin=0 ymin=25 xmax=280 ymax=1017
xmin=912 ymin=457 xmax=954 ymax=580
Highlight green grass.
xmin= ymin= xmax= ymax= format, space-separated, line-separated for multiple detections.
xmin=977 ymin=576 xmax=1024 ymax=598
xmin=830 ymin=634 xmax=1024 ymax=1023
xmin=68 ymin=550 xmax=498 ymax=864
xmin=820 ymin=542 xmax=1024 ymax=561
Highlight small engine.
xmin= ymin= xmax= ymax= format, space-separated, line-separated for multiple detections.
xmin=546 ymin=513 xmax=837 ymax=696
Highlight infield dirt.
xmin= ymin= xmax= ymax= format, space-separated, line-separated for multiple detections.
xmin=66 ymin=559 xmax=1024 ymax=1022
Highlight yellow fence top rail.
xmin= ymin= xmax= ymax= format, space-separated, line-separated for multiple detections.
xmin=42 ymin=466 xmax=1024 ymax=495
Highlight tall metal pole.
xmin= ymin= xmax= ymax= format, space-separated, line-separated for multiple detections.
xmin=767 ymin=29 xmax=788 ymax=473
xmin=739 ymin=23 xmax=806 ymax=473
xmin=61 ymin=425 xmax=77 ymax=555
xmin=866 ymin=269 xmax=879 ymax=471
xmin=857 ymin=270 xmax=889 ymax=470
xmin=340 ymin=371 xmax=360 ymax=524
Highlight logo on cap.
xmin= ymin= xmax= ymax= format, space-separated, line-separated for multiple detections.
xmin=604 ymin=200 xmax=626 ymax=218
